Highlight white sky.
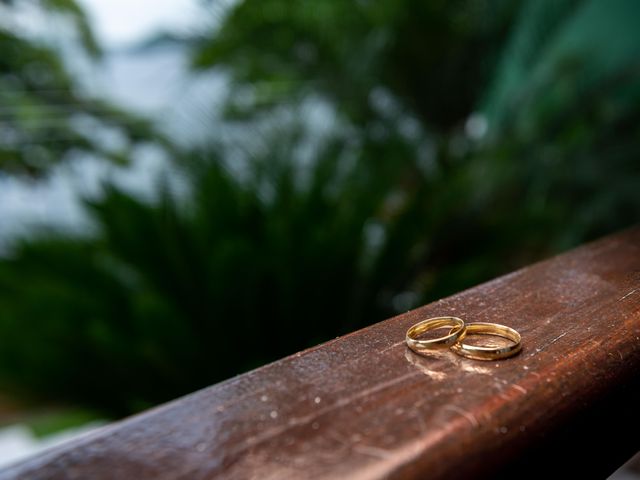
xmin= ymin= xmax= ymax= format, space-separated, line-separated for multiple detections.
xmin=76 ymin=0 xmax=201 ymax=48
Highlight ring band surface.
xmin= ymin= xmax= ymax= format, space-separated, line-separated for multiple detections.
xmin=406 ymin=316 xmax=465 ymax=354
xmin=450 ymin=322 xmax=521 ymax=360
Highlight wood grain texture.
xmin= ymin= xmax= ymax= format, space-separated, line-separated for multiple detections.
xmin=2 ymin=227 xmax=640 ymax=479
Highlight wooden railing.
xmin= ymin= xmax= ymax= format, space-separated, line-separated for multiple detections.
xmin=1 ymin=227 xmax=640 ymax=479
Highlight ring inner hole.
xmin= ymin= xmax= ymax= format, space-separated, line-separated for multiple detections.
xmin=414 ymin=325 xmax=457 ymax=341
xmin=463 ymin=333 xmax=514 ymax=348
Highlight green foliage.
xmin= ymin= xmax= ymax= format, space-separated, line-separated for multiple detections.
xmin=194 ymin=0 xmax=519 ymax=127
xmin=0 ymin=138 xmax=436 ymax=413
xmin=40 ymin=0 xmax=101 ymax=56
xmin=196 ymin=0 xmax=640 ymax=245
xmin=0 ymin=0 xmax=639 ymax=415
xmin=25 ymin=408 xmax=101 ymax=438
xmin=0 ymin=0 xmax=162 ymax=176
xmin=480 ymin=0 xmax=640 ymax=243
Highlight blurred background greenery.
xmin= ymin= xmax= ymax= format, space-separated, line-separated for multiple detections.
xmin=0 ymin=0 xmax=638 ymax=418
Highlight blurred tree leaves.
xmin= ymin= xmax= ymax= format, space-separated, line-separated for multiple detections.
xmin=0 ymin=0 xmax=638 ymax=414
xmin=0 ymin=0 xmax=162 ymax=176
xmin=39 ymin=0 xmax=101 ymax=56
xmin=0 ymin=137 xmax=442 ymax=413
xmin=480 ymin=0 xmax=640 ymax=243
xmin=194 ymin=0 xmax=520 ymax=128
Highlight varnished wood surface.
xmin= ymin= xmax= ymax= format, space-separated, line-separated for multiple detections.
xmin=2 ymin=227 xmax=640 ymax=479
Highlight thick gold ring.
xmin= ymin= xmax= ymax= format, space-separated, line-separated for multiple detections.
xmin=406 ymin=316 xmax=465 ymax=354
xmin=450 ymin=322 xmax=521 ymax=361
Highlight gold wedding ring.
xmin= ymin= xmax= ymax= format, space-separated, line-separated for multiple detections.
xmin=406 ymin=316 xmax=465 ymax=354
xmin=450 ymin=322 xmax=522 ymax=361
xmin=405 ymin=318 xmax=522 ymax=361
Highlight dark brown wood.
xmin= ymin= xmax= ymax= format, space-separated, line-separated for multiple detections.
xmin=2 ymin=227 xmax=640 ymax=479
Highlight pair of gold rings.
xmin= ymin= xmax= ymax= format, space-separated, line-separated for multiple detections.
xmin=406 ymin=316 xmax=522 ymax=361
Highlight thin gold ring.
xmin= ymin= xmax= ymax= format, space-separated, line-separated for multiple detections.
xmin=406 ymin=316 xmax=465 ymax=354
xmin=450 ymin=322 xmax=521 ymax=361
